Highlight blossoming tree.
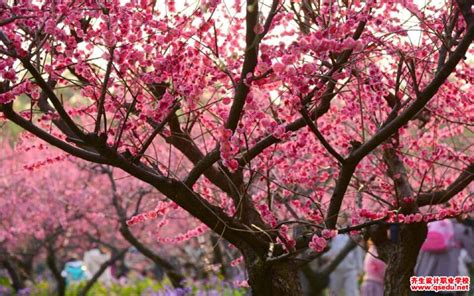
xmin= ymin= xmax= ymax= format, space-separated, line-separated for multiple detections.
xmin=0 ymin=0 xmax=473 ymax=294
xmin=0 ymin=140 xmax=191 ymax=294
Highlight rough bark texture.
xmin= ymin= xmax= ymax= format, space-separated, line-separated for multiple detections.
xmin=243 ymin=248 xmax=302 ymax=296
xmin=371 ymin=222 xmax=427 ymax=296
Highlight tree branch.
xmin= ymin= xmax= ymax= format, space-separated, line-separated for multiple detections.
xmin=318 ymin=239 xmax=357 ymax=274
xmin=1 ymin=103 xmax=109 ymax=164
xmin=78 ymin=249 xmax=127 ymax=296
xmin=300 ymin=106 xmax=345 ymax=164
xmin=416 ymin=163 xmax=474 ymax=206
xmin=324 ymin=22 xmax=474 ymax=229
xmin=94 ymin=47 xmax=114 ymax=134
xmin=105 ymin=169 xmax=185 ymax=287
xmin=46 ymin=244 xmax=66 ymax=296
xmin=239 ymin=21 xmax=367 ymax=166
xmin=225 ymin=0 xmax=260 ymax=132
xmin=350 ymin=23 xmax=474 ymax=163
xmin=20 ymin=57 xmax=86 ymax=139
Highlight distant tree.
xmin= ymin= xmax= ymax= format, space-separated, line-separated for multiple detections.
xmin=0 ymin=143 xmax=184 ymax=294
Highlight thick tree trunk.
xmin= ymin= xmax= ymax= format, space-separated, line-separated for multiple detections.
xmin=243 ymin=250 xmax=302 ymax=296
xmin=301 ymin=265 xmax=328 ymax=296
xmin=372 ymin=222 xmax=427 ymax=296
xmin=248 ymin=261 xmax=302 ymax=296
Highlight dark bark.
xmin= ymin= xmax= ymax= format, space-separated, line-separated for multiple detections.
xmin=16 ymin=256 xmax=34 ymax=284
xmin=46 ymin=246 xmax=66 ymax=296
xmin=225 ymin=0 xmax=259 ymax=132
xmin=119 ymin=225 xmax=184 ymax=288
xmin=1 ymin=258 xmax=26 ymax=292
xmin=210 ymin=235 xmax=228 ymax=279
xmin=248 ymin=261 xmax=302 ymax=296
xmin=243 ymin=248 xmax=302 ymax=296
xmin=78 ymin=249 xmax=126 ymax=296
xmin=371 ymin=222 xmax=428 ymax=296
xmin=301 ymin=265 xmax=328 ymax=296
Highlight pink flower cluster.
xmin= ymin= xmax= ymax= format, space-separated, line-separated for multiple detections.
xmin=309 ymin=234 xmax=328 ymax=253
xmin=356 ymin=203 xmax=474 ymax=226
xmin=278 ymin=225 xmax=296 ymax=251
xmin=311 ymin=36 xmax=362 ymax=54
xmin=219 ymin=128 xmax=239 ymax=172
xmin=309 ymin=229 xmax=337 ymax=253
xmin=257 ymin=204 xmax=277 ymax=227
xmin=0 ymin=81 xmax=37 ymax=104
xmin=157 ymin=225 xmax=208 ymax=244
xmin=24 ymin=154 xmax=69 ymax=171
xmin=126 ymin=201 xmax=178 ymax=226
xmin=291 ymin=199 xmax=324 ymax=224
xmin=230 ymin=256 xmax=243 ymax=267
xmin=260 ymin=118 xmax=288 ymax=140
xmin=359 ymin=208 xmax=386 ymax=220
xmin=321 ymin=229 xmax=337 ymax=239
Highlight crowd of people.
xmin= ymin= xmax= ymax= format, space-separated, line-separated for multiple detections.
xmin=322 ymin=218 xmax=474 ymax=296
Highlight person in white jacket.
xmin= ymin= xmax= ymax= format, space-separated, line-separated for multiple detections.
xmin=325 ymin=234 xmax=364 ymax=296
xmin=83 ymin=248 xmax=112 ymax=285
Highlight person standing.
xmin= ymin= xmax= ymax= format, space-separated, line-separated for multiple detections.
xmin=415 ymin=218 xmax=474 ymax=296
xmin=83 ymin=247 xmax=112 ymax=285
xmin=360 ymin=243 xmax=386 ymax=296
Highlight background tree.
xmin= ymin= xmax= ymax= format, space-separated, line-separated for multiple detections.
xmin=0 ymin=141 xmax=194 ymax=293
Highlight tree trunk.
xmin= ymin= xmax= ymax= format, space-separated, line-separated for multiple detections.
xmin=2 ymin=259 xmax=26 ymax=292
xmin=210 ymin=234 xmax=228 ymax=279
xmin=118 ymin=225 xmax=184 ymax=287
xmin=243 ymin=250 xmax=302 ymax=296
xmin=46 ymin=246 xmax=66 ymax=296
xmin=373 ymin=222 xmax=427 ymax=296
xmin=301 ymin=265 xmax=328 ymax=296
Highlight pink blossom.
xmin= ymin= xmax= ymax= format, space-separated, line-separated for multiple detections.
xmin=321 ymin=229 xmax=337 ymax=239
xmin=309 ymin=235 xmax=328 ymax=253
xmin=254 ymin=23 xmax=264 ymax=34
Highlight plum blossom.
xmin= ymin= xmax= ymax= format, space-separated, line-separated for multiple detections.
xmin=309 ymin=235 xmax=328 ymax=253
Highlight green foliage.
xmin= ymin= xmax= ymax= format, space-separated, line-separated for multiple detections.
xmin=62 ymin=279 xmax=164 ymax=296
xmin=29 ymin=281 xmax=52 ymax=296
xmin=0 ymin=277 xmax=11 ymax=287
